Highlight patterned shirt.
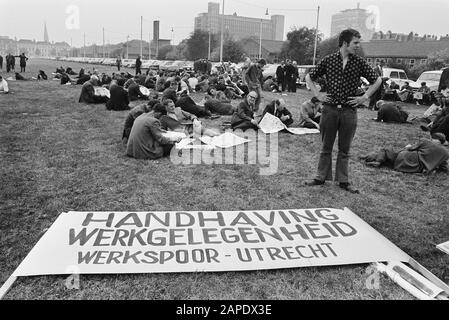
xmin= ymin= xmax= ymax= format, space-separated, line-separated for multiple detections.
xmin=309 ymin=51 xmax=378 ymax=104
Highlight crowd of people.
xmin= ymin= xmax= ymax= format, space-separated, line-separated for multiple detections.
xmin=2 ymin=28 xmax=448 ymax=191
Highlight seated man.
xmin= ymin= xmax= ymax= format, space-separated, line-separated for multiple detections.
xmin=262 ymin=98 xmax=294 ymax=127
xmin=203 ymin=94 xmax=236 ymax=115
xmin=231 ymin=91 xmax=260 ymax=131
xmin=37 ymin=70 xmax=48 ymax=80
xmin=360 ymin=139 xmax=449 ymax=173
xmin=78 ymin=75 xmax=109 ymax=104
xmin=175 ymin=92 xmax=211 ymax=118
xmin=106 ymin=78 xmax=130 ymax=111
xmin=398 ymin=81 xmax=413 ymax=102
xmin=128 ymin=81 xmax=149 ymax=101
xmin=262 ymin=76 xmax=280 ymax=93
xmin=375 ymin=100 xmax=409 ymax=123
xmin=414 ymin=82 xmax=431 ymax=105
xmin=0 ymin=75 xmax=9 ymax=93
xmin=160 ymin=99 xmax=219 ymax=137
xmin=383 ymin=81 xmax=399 ymax=101
xmin=126 ymin=103 xmax=182 ymax=160
xmin=122 ymin=103 xmax=151 ymax=141
xmin=437 ymin=85 xmax=449 ymax=107
xmin=421 ymin=105 xmax=449 ymax=144
xmin=298 ymin=97 xmax=322 ymax=129
xmin=162 ymin=80 xmax=179 ymax=103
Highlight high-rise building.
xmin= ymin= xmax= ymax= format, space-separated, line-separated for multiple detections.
xmin=330 ymin=3 xmax=376 ymax=41
xmin=194 ymin=2 xmax=285 ymax=41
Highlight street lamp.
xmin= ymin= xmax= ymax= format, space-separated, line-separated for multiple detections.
xmin=259 ymin=8 xmax=269 ymax=60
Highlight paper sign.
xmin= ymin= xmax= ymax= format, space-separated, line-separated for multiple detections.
xmin=161 ymin=131 xmax=187 ymax=140
xmin=176 ymin=138 xmax=216 ymax=150
xmin=94 ymin=87 xmax=110 ymax=98
xmin=11 ymin=208 xmax=411 ymax=276
xmin=199 ymin=132 xmax=250 ymax=148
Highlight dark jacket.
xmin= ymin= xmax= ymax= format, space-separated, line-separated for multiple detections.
xmin=231 ymin=100 xmax=255 ymax=126
xmin=262 ymin=101 xmax=293 ymax=121
xmin=276 ymin=65 xmax=285 ymax=81
xmin=376 ymin=103 xmax=408 ymax=123
xmin=106 ymin=83 xmax=130 ymax=110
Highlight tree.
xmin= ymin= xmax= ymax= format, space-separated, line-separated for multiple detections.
xmin=427 ymin=48 xmax=449 ymax=70
xmin=222 ymin=38 xmax=244 ymax=63
xmin=185 ymin=30 xmax=218 ymax=61
xmin=280 ymin=26 xmax=321 ymax=65
xmin=157 ymin=45 xmax=174 ymax=60
xmin=317 ymin=36 xmax=338 ymax=60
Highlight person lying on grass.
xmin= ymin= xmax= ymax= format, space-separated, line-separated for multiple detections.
xmin=160 ymin=99 xmax=219 ymax=138
xmin=126 ymin=103 xmax=182 ymax=160
xmin=360 ymin=139 xmax=449 ymax=174
xmin=262 ymin=98 xmax=294 ymax=127
xmin=0 ymin=75 xmax=9 ymax=93
xmin=375 ymin=100 xmax=409 ymax=123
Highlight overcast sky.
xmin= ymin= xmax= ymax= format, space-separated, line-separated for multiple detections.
xmin=1 ymin=0 xmax=448 ymax=47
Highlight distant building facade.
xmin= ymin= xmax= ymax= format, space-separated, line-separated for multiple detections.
xmin=240 ymin=38 xmax=284 ymax=63
xmin=330 ymin=4 xmax=376 ymax=41
xmin=362 ymin=32 xmax=449 ymax=68
xmin=195 ymin=2 xmax=284 ymax=41
xmin=0 ymin=36 xmax=70 ymax=57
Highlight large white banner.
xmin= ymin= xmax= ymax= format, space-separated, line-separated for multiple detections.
xmin=12 ymin=208 xmax=410 ymax=276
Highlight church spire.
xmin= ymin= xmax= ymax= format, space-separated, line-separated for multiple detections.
xmin=44 ymin=22 xmax=49 ymax=43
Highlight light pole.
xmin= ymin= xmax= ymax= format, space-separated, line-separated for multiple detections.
xmin=126 ymin=35 xmax=129 ymax=59
xmin=220 ymin=0 xmax=224 ymax=63
xmin=313 ymin=6 xmax=320 ymax=65
xmin=140 ymin=16 xmax=143 ymax=58
xmin=208 ymin=20 xmax=211 ymax=60
xmin=259 ymin=9 xmax=269 ymax=60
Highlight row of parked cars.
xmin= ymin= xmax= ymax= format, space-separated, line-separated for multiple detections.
xmin=53 ymin=56 xmax=196 ymax=72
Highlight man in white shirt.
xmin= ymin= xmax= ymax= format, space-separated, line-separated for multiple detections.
xmin=0 ymin=75 xmax=9 ymax=93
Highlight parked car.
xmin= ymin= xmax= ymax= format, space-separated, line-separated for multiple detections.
xmin=382 ymin=67 xmax=409 ymax=87
xmin=409 ymin=70 xmax=443 ymax=93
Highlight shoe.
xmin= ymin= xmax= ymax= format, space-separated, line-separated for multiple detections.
xmin=305 ymin=179 xmax=325 ymax=186
xmin=339 ymin=183 xmax=360 ymax=194
xmin=420 ymin=125 xmax=430 ymax=132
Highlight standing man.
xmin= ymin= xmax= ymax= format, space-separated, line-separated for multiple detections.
xmin=135 ymin=55 xmax=142 ymax=75
xmin=276 ymin=61 xmax=286 ymax=92
xmin=6 ymin=53 xmax=12 ymax=73
xmin=0 ymin=54 xmax=3 ymax=70
xmin=19 ymin=53 xmax=28 ymax=72
xmin=290 ymin=61 xmax=299 ymax=93
xmin=284 ymin=59 xmax=295 ymax=92
xmin=116 ymin=56 xmax=122 ymax=71
xmin=244 ymin=58 xmax=266 ymax=112
xmin=305 ymin=29 xmax=382 ymax=193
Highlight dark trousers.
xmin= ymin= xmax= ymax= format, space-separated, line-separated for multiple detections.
xmin=315 ymin=104 xmax=357 ymax=183
xmin=278 ymin=78 xmax=285 ymax=91
xmin=232 ymin=120 xmax=258 ymax=131
xmin=136 ymin=67 xmax=141 ymax=75
xmin=21 ymin=65 xmax=26 ymax=72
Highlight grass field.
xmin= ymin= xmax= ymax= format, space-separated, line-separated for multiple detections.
xmin=0 ymin=58 xmax=448 ymax=300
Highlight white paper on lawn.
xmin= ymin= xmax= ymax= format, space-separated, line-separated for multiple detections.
xmin=436 ymin=240 xmax=449 ymax=255
xmin=161 ymin=131 xmax=187 ymax=140
xmin=176 ymin=138 xmax=216 ymax=150
xmin=258 ymin=113 xmax=320 ymax=135
xmin=199 ymin=132 xmax=250 ymax=148
xmin=11 ymin=208 xmax=411 ymax=277
xmin=258 ymin=113 xmax=286 ymax=134
xmin=285 ymin=127 xmax=320 ymax=135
